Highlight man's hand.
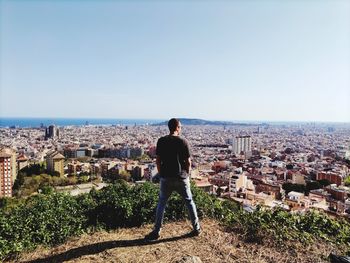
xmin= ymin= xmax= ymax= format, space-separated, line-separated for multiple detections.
xmin=156 ymin=156 xmax=161 ymax=173
xmin=185 ymin=157 xmax=191 ymax=174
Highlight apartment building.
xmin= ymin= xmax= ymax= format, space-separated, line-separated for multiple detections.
xmin=0 ymin=148 xmax=16 ymax=197
xmin=317 ymin=171 xmax=343 ymax=186
xmin=232 ymin=135 xmax=252 ymax=156
xmin=46 ymin=151 xmax=65 ymax=176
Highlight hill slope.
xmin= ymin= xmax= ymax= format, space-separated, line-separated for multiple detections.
xmin=154 ymin=118 xmax=257 ymax=126
xmin=16 ymin=219 xmax=339 ymax=263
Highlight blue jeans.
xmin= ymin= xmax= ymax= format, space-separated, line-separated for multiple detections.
xmin=154 ymin=177 xmax=200 ymax=233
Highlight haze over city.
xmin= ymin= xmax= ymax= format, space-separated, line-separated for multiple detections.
xmin=1 ymin=0 xmax=349 ymax=122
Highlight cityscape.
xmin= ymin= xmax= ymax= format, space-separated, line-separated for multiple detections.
xmin=1 ymin=0 xmax=350 ymax=261
xmin=1 ymin=119 xmax=350 ymax=218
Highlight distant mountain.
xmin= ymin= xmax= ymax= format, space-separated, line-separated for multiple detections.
xmin=154 ymin=118 xmax=258 ymax=126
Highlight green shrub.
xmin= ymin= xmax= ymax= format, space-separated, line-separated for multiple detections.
xmin=128 ymin=182 xmax=159 ymax=226
xmin=1 ymin=180 xmax=349 ymax=260
xmin=0 ymin=193 xmax=86 ymax=260
xmin=91 ymin=181 xmax=134 ymax=229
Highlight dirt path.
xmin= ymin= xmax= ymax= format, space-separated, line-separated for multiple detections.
xmin=14 ymin=219 xmax=336 ymax=263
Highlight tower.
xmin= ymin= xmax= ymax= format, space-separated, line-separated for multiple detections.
xmin=45 ymin=125 xmax=59 ymax=140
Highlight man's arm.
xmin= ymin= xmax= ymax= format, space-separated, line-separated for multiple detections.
xmin=184 ymin=157 xmax=191 ymax=174
xmin=156 ymin=156 xmax=161 ymax=173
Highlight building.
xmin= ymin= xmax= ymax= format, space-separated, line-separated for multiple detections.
xmin=132 ymin=166 xmax=144 ymax=181
xmin=76 ymin=148 xmax=87 ymax=158
xmin=67 ymin=160 xmax=82 ymax=175
xmin=193 ymin=177 xmax=214 ymax=193
xmin=100 ymin=161 xmax=119 ymax=177
xmin=63 ymin=147 xmax=77 ymax=159
xmin=45 ymin=125 xmax=59 ymax=140
xmin=229 ymin=172 xmax=254 ymax=196
xmin=46 ymin=151 xmax=65 ymax=176
xmin=291 ymin=172 xmax=306 ymax=185
xmin=232 ymin=135 xmax=252 ymax=156
xmin=286 ymin=191 xmax=310 ymax=209
xmin=17 ymin=153 xmax=28 ymax=171
xmin=0 ymin=148 xmax=17 ymax=197
xmin=0 ymin=148 xmax=17 ymax=183
xmin=316 ymin=171 xmax=342 ymax=186
xmin=325 ymin=185 xmax=349 ymax=202
xmin=255 ymin=182 xmax=283 ymax=200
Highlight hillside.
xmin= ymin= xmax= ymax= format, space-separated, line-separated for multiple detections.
xmin=154 ymin=118 xmax=258 ymax=126
xmin=16 ymin=219 xmax=342 ymax=263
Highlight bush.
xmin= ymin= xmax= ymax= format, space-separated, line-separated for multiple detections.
xmin=1 ymin=180 xmax=349 ymax=260
xmin=0 ymin=193 xmax=86 ymax=259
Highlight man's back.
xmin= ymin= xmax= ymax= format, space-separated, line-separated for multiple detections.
xmin=156 ymin=135 xmax=190 ymax=178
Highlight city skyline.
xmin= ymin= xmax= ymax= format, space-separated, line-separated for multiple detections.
xmin=1 ymin=0 xmax=350 ymax=123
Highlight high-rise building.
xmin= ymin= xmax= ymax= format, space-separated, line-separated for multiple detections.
xmin=232 ymin=135 xmax=252 ymax=156
xmin=345 ymin=144 xmax=350 ymax=160
xmin=45 ymin=125 xmax=59 ymax=140
xmin=0 ymin=148 xmax=17 ymax=197
xmin=45 ymin=151 xmax=65 ymax=176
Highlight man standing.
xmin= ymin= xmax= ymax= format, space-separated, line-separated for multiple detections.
xmin=145 ymin=118 xmax=201 ymax=240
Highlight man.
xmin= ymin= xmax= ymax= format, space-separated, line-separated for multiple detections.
xmin=145 ymin=118 xmax=201 ymax=240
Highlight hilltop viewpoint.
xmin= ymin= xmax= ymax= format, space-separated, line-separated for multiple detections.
xmin=12 ymin=218 xmax=347 ymax=263
xmin=1 ymin=182 xmax=349 ymax=262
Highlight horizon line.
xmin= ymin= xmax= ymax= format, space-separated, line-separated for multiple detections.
xmin=0 ymin=116 xmax=349 ymax=124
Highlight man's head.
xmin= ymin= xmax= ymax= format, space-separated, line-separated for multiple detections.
xmin=168 ymin=118 xmax=181 ymax=135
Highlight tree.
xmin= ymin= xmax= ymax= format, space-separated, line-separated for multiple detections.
xmin=40 ymin=185 xmax=54 ymax=195
xmin=318 ymin=179 xmax=331 ymax=187
xmin=286 ymin=164 xmax=294 ymax=170
xmin=216 ymin=187 xmax=222 ymax=197
xmin=13 ymin=172 xmax=25 ymax=192
xmin=78 ymin=175 xmax=89 ymax=184
xmin=282 ymin=183 xmax=305 ymax=194
xmin=136 ymin=154 xmax=151 ymax=162
xmin=306 ymin=181 xmax=322 ymax=194
xmin=22 ymin=163 xmax=46 ymax=176
xmin=119 ymin=170 xmax=131 ymax=182
xmin=344 ymin=176 xmax=350 ymax=187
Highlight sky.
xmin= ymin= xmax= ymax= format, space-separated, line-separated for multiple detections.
xmin=0 ymin=0 xmax=350 ymax=122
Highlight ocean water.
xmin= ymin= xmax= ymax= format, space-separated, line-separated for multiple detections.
xmin=0 ymin=118 xmax=165 ymax=128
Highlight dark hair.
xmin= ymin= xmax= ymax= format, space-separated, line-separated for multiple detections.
xmin=168 ymin=118 xmax=180 ymax=133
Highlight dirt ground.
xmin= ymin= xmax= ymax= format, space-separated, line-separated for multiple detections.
xmin=13 ymin=219 xmax=342 ymax=263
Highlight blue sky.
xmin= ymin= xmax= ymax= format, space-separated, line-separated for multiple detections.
xmin=1 ymin=0 xmax=349 ymax=122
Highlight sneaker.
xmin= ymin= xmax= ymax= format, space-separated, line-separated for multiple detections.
xmin=144 ymin=230 xmax=160 ymax=240
xmin=188 ymin=228 xmax=201 ymax=237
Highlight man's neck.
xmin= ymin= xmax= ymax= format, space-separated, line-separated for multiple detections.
xmin=170 ymin=132 xmax=179 ymax=136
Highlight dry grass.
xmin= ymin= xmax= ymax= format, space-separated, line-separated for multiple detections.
xmin=11 ymin=219 xmax=343 ymax=263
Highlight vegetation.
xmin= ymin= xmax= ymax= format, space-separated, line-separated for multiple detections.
xmin=20 ymin=163 xmax=46 ymax=176
xmin=13 ymin=174 xmax=78 ymax=197
xmin=282 ymin=180 xmax=332 ymax=195
xmin=1 ymin=181 xmax=349 ymax=260
xmin=104 ymin=170 xmax=132 ymax=183
xmin=345 ymin=176 xmax=350 ymax=186
xmin=13 ymin=167 xmax=101 ymax=198
xmin=134 ymin=154 xmax=151 ymax=162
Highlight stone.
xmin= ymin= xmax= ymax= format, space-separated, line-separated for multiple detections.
xmin=175 ymin=255 xmax=202 ymax=263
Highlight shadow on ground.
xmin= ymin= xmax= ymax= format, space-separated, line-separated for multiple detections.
xmin=24 ymin=233 xmax=193 ymax=263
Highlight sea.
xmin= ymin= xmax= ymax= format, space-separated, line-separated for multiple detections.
xmin=0 ymin=117 xmax=348 ymax=128
xmin=0 ymin=118 xmax=165 ymax=128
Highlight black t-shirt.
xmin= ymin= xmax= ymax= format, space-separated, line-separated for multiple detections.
xmin=156 ymin=135 xmax=191 ymax=178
